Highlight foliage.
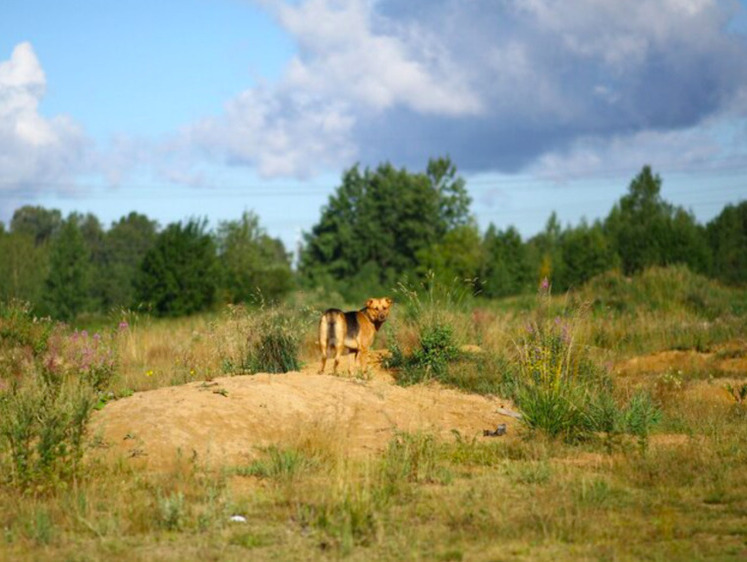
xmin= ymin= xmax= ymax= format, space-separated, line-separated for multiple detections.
xmin=242 ymin=308 xmax=302 ymax=374
xmin=0 ymin=301 xmax=98 ymax=491
xmin=0 ymin=375 xmax=94 ymax=491
xmin=43 ymin=216 xmax=92 ymax=321
xmin=416 ymin=224 xmax=483 ymax=291
xmin=299 ymin=157 xmax=473 ymax=299
xmin=134 ymin=219 xmax=218 ymax=317
xmin=1 ymin=163 xmax=745 ymax=322
xmin=558 ymin=219 xmax=619 ymax=290
xmin=98 ymin=212 xmax=158 ymax=310
xmin=604 ymin=165 xmax=711 ymax=275
xmin=387 ymin=323 xmax=461 ymax=385
xmin=215 ymin=211 xmax=293 ymax=304
xmin=581 ymin=264 xmax=743 ymax=318
xmin=507 ymin=286 xmax=662 ymax=443
xmin=238 ymin=445 xmax=318 ymax=481
xmin=10 ymin=206 xmax=62 ymax=246
xmin=707 ymin=201 xmax=747 ymax=286
xmin=480 ymin=224 xmax=532 ymax=297
xmin=0 ymin=232 xmax=49 ymax=307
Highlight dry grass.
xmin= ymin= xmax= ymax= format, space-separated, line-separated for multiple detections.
xmin=2 ymin=268 xmax=747 ymax=560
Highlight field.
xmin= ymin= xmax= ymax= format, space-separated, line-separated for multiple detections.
xmin=1 ymin=266 xmax=746 ymax=561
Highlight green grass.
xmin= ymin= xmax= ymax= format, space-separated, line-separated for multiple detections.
xmin=1 ymin=266 xmax=747 ymax=560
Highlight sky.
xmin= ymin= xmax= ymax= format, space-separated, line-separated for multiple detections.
xmin=2 ymin=0 xmax=747 ymax=256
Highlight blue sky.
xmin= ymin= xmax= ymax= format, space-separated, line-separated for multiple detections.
xmin=2 ymin=0 xmax=747 ymax=254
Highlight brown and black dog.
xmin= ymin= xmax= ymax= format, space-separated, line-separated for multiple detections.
xmin=318 ymin=297 xmax=393 ymax=374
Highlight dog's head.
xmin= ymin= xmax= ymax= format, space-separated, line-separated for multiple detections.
xmin=365 ymin=297 xmax=393 ymax=323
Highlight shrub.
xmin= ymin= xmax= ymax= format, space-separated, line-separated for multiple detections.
xmin=386 ymin=323 xmax=461 ymax=385
xmin=237 ymin=445 xmax=317 ymax=481
xmin=511 ymin=293 xmax=660 ymax=443
xmin=243 ymin=308 xmax=301 ymax=374
xmin=0 ymin=365 xmax=95 ymax=490
xmin=0 ymin=301 xmax=100 ymax=490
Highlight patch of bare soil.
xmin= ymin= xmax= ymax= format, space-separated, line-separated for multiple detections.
xmin=89 ymin=356 xmax=515 ymax=471
xmin=614 ymin=340 xmax=747 ymax=378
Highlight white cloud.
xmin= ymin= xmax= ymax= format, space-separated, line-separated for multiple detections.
xmin=0 ymin=42 xmax=88 ymax=197
xmin=188 ymin=0 xmax=746 ymax=178
xmin=186 ymin=0 xmax=483 ymax=178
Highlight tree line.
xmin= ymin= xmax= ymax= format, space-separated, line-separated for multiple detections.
xmin=1 ymin=158 xmax=745 ymax=320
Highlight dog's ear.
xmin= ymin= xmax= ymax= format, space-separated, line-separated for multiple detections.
xmin=366 ymin=298 xmax=374 ymax=308
xmin=384 ymin=297 xmax=393 ymax=307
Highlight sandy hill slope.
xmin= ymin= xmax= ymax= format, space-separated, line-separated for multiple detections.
xmin=89 ymin=359 xmax=514 ymax=470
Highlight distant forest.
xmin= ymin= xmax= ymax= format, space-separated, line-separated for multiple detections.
xmin=1 ymin=158 xmax=745 ymax=321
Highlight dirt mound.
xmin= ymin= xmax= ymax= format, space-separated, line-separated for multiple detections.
xmin=89 ymin=361 xmax=513 ymax=470
xmin=614 ymin=340 xmax=747 ymax=378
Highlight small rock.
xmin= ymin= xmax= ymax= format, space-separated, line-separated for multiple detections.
xmin=483 ymin=423 xmax=507 ymax=437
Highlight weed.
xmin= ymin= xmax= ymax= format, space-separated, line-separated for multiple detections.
xmin=158 ymin=492 xmax=185 ymax=531
xmin=237 ymin=446 xmax=317 ymax=481
xmin=381 ymin=431 xmax=448 ymax=485
xmin=724 ymin=382 xmax=747 ymax=404
xmin=387 ymin=323 xmax=461 ymax=385
xmin=243 ymin=308 xmax=302 ymax=374
xmin=0 ymin=303 xmax=97 ymax=491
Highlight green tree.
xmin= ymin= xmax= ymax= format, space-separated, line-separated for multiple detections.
xmin=300 ymin=157 xmax=472 ymax=297
xmin=0 ymin=231 xmax=50 ymax=306
xmin=604 ymin=165 xmax=711 ymax=275
xmin=480 ymin=225 xmax=531 ymax=297
xmin=10 ymin=206 xmax=62 ymax=246
xmin=134 ymin=219 xmax=218 ymax=317
xmin=43 ymin=216 xmax=91 ymax=321
xmin=417 ymin=223 xmax=483 ymax=290
xmin=526 ymin=212 xmax=566 ymax=289
xmin=99 ymin=212 xmax=158 ymax=310
xmin=215 ymin=211 xmax=293 ymax=304
xmin=707 ymin=201 xmax=747 ymax=285
xmin=559 ymin=220 xmax=618 ymax=290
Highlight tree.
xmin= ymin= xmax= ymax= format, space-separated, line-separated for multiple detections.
xmin=559 ymin=220 xmax=618 ymax=290
xmin=215 ymin=211 xmax=293 ymax=304
xmin=99 ymin=212 xmax=158 ymax=309
xmin=526 ymin=212 xmax=566 ymax=289
xmin=605 ymin=165 xmax=712 ymax=275
xmin=300 ymin=157 xmax=473 ymax=297
xmin=10 ymin=206 xmax=62 ymax=246
xmin=134 ymin=219 xmax=218 ymax=317
xmin=0 ymin=231 xmax=50 ymax=306
xmin=707 ymin=201 xmax=747 ymax=285
xmin=417 ymin=223 xmax=483 ymax=291
xmin=43 ymin=216 xmax=91 ymax=321
xmin=480 ymin=225 xmax=531 ymax=297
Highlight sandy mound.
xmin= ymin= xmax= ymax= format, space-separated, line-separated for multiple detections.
xmin=614 ymin=340 xmax=747 ymax=378
xmin=89 ymin=361 xmax=513 ymax=470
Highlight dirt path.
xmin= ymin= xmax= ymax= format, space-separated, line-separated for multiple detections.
xmin=89 ymin=360 xmax=514 ymax=470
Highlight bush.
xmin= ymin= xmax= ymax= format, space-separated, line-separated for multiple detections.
xmin=0 ymin=300 xmax=102 ymax=490
xmin=510 ymin=293 xmax=661 ymax=443
xmin=0 ymin=376 xmax=94 ymax=490
xmin=243 ymin=308 xmax=301 ymax=374
xmin=386 ymin=323 xmax=461 ymax=385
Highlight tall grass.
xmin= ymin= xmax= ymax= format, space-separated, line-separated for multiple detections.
xmin=0 ymin=301 xmax=97 ymax=490
xmin=2 ymin=266 xmax=745 ymax=559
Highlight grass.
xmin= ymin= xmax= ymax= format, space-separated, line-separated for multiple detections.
xmin=1 ymin=266 xmax=746 ymax=559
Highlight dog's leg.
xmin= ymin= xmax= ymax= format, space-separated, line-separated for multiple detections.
xmin=332 ymin=319 xmax=344 ymax=375
xmin=318 ymin=315 xmax=329 ymax=374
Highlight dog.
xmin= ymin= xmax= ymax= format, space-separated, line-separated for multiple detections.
xmin=318 ymin=297 xmax=393 ymax=374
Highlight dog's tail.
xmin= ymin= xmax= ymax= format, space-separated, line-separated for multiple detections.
xmin=320 ymin=309 xmax=342 ymax=356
